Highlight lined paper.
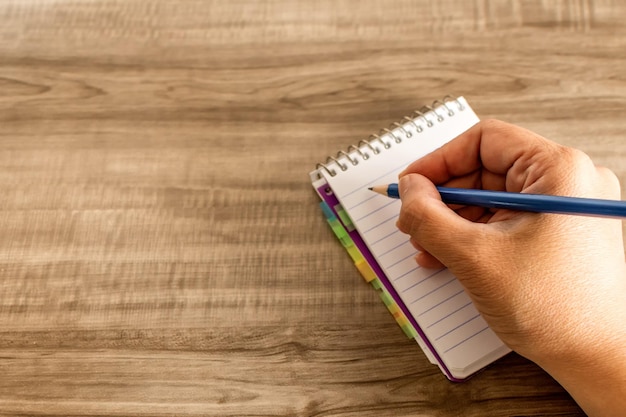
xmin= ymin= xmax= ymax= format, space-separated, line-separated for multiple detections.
xmin=322 ymin=98 xmax=508 ymax=375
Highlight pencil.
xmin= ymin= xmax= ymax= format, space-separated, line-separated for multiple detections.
xmin=368 ymin=184 xmax=626 ymax=219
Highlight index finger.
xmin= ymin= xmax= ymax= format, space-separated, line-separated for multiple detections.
xmin=399 ymin=119 xmax=555 ymax=185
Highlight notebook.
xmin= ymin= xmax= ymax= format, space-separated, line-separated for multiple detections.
xmin=309 ymin=96 xmax=511 ymax=381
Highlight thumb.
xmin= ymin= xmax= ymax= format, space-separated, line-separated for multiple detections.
xmin=396 ymin=174 xmax=484 ymax=268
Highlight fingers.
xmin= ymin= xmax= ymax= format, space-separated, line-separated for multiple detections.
xmin=454 ymin=205 xmax=490 ymax=223
xmin=400 ymin=119 xmax=555 ymax=190
xmin=396 ymin=173 xmax=483 ymax=266
xmin=409 ymin=238 xmax=445 ymax=269
xmin=415 ymin=251 xmax=445 ymax=269
xmin=409 ymin=237 xmax=424 ymax=252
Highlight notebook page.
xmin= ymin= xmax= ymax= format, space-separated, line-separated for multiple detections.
xmin=322 ymin=98 xmax=509 ymax=375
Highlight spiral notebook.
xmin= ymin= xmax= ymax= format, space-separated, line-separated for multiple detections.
xmin=309 ymin=96 xmax=511 ymax=381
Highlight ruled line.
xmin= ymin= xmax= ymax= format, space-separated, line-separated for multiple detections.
xmin=409 ymin=274 xmax=454 ymax=305
xmin=346 ymin=192 xmax=378 ymax=211
xmin=401 ymin=268 xmax=445 ymax=290
xmin=392 ymin=265 xmax=421 ymax=285
xmin=443 ymin=327 xmax=490 ymax=354
xmin=361 ymin=214 xmax=397 ymax=234
xmin=385 ymin=251 xmax=418 ymax=270
xmin=417 ymin=289 xmax=465 ymax=317
xmin=427 ymin=301 xmax=473 ymax=329
xmin=368 ymin=229 xmax=400 ymax=247
xmin=377 ymin=240 xmax=410 ymax=258
xmin=353 ymin=199 xmax=396 ymax=222
xmin=434 ymin=314 xmax=481 ymax=341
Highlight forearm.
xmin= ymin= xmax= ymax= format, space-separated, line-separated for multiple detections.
xmin=543 ymin=346 xmax=626 ymax=416
xmin=533 ymin=278 xmax=626 ymax=417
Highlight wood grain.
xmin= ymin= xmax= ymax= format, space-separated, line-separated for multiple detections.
xmin=0 ymin=0 xmax=624 ymax=415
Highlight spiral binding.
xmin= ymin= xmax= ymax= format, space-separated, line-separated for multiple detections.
xmin=316 ymin=95 xmax=465 ymax=177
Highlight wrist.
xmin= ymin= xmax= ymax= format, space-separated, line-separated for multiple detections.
xmin=531 ymin=298 xmax=626 ymax=416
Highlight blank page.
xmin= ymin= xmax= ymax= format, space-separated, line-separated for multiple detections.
xmin=322 ymin=98 xmax=509 ymax=377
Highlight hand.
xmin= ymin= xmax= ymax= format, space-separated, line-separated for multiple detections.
xmin=396 ymin=119 xmax=626 ymax=416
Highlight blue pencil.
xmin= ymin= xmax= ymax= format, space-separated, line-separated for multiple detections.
xmin=368 ymin=184 xmax=626 ymax=219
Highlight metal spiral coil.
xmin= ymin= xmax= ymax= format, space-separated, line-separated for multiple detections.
xmin=316 ymin=96 xmax=465 ymax=177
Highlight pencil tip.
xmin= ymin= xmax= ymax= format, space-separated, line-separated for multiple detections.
xmin=367 ymin=187 xmax=373 ymax=190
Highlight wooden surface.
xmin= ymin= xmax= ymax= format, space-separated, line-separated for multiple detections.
xmin=0 ymin=1 xmax=624 ymax=416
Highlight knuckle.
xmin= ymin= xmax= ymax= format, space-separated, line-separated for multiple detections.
xmin=565 ymin=147 xmax=593 ymax=168
xmin=554 ymin=146 xmax=594 ymax=181
xmin=596 ymin=166 xmax=622 ymax=198
xmin=553 ymin=146 xmax=621 ymax=198
xmin=597 ymin=165 xmax=620 ymax=184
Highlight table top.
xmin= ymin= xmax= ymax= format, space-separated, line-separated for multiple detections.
xmin=1 ymin=1 xmax=624 ymax=416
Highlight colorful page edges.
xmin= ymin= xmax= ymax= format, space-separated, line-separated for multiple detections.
xmin=320 ymin=200 xmax=418 ymax=339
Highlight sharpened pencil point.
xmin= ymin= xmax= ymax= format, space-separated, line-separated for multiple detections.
xmin=367 ymin=187 xmax=373 ymax=190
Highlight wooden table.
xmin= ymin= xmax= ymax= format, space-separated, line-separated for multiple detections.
xmin=1 ymin=1 xmax=624 ymax=415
